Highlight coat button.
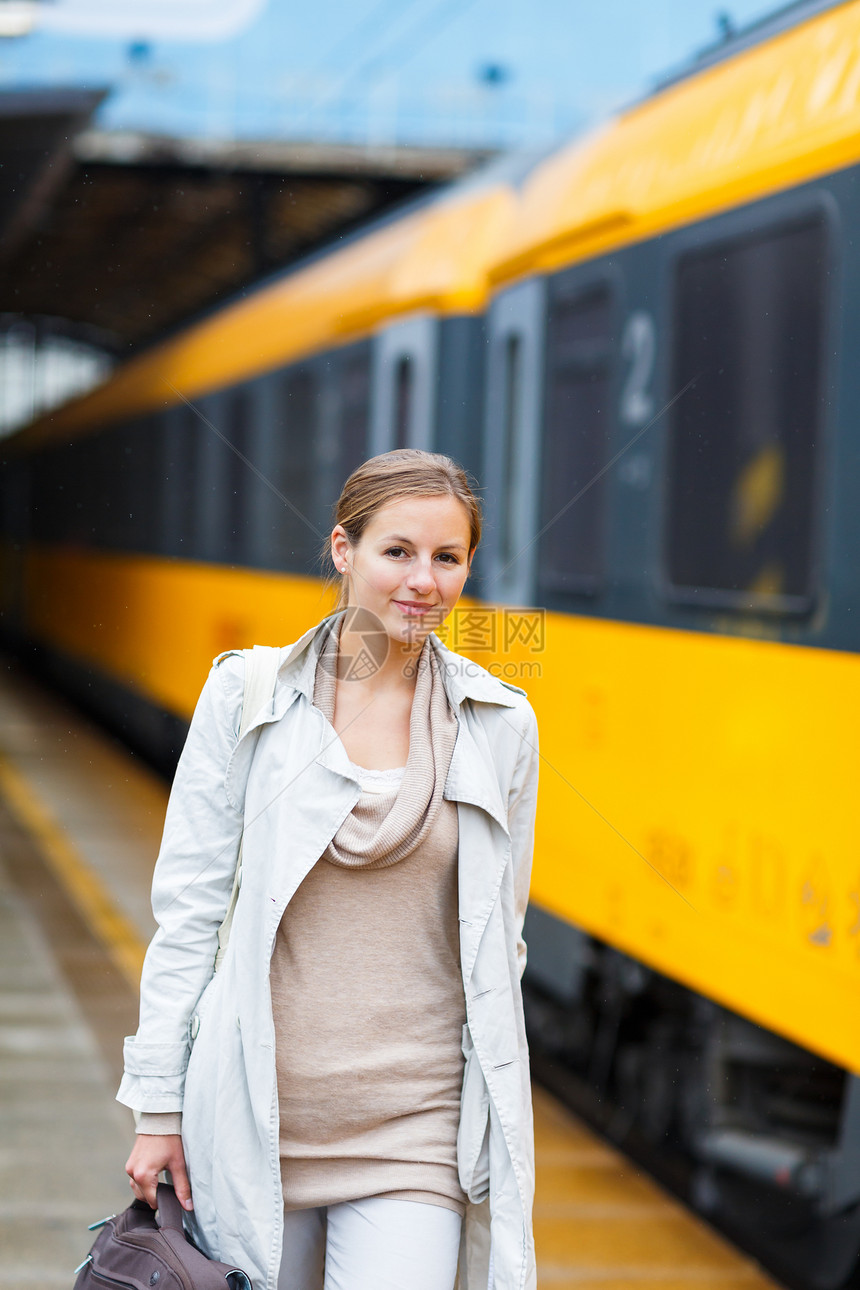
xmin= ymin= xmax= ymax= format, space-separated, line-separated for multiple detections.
xmin=189 ymin=1014 xmax=200 ymax=1040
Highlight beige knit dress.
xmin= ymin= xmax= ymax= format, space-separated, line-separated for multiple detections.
xmin=269 ymin=617 xmax=468 ymax=1216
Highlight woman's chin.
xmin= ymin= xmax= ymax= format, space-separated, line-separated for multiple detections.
xmin=384 ymin=612 xmax=432 ymax=649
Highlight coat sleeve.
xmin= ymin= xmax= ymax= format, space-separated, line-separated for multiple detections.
xmin=116 ymin=656 xmax=244 ymax=1114
xmin=506 ymin=701 xmax=540 ymax=979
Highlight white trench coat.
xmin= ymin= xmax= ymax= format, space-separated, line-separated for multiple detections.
xmin=117 ymin=610 xmax=540 ymax=1290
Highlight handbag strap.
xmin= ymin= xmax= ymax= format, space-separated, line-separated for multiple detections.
xmin=214 ymin=645 xmax=281 ymax=972
xmin=154 ymin=1183 xmax=251 ymax=1288
xmin=155 ymin=1181 xmax=185 ymax=1232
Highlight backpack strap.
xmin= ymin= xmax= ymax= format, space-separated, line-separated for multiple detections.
xmin=214 ymin=645 xmax=281 ymax=972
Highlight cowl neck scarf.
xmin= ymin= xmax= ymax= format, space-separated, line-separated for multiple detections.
xmin=313 ymin=613 xmax=458 ymax=870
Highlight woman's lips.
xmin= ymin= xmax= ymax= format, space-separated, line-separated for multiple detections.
xmin=393 ymin=600 xmax=435 ymax=615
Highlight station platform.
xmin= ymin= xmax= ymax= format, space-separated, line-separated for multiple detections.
xmin=0 ymin=654 xmax=783 ymax=1290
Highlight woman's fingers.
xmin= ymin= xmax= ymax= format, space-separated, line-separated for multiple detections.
xmin=126 ymin=1159 xmax=160 ymax=1208
xmin=125 ymin=1135 xmax=192 ymax=1211
xmin=166 ymin=1154 xmax=194 ymax=1212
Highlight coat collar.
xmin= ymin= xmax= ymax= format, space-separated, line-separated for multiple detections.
xmin=273 ymin=609 xmax=524 ymax=714
xmin=236 ymin=610 xmax=523 ymax=837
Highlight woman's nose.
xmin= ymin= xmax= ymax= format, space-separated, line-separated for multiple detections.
xmin=405 ymin=561 xmax=436 ymax=594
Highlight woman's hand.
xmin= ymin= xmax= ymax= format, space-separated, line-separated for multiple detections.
xmin=125 ymin=1134 xmax=193 ymax=1211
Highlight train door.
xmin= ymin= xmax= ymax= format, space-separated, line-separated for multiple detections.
xmin=369 ymin=313 xmax=438 ymax=455
xmin=481 ymin=277 xmax=545 ymax=606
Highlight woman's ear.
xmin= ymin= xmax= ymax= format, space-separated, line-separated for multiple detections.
xmin=331 ymin=525 xmax=350 ymax=573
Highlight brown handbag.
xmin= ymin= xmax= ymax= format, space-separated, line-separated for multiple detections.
xmin=73 ymin=1182 xmax=251 ymax=1290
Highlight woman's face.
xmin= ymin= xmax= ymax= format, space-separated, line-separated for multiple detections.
xmin=331 ymin=494 xmax=473 ymax=649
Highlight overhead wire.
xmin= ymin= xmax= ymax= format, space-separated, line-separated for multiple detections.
xmin=294 ymin=0 xmax=430 ymax=127
xmin=335 ymin=0 xmax=481 ymax=96
xmin=302 ymin=0 xmax=407 ymax=81
xmin=295 ymin=0 xmax=481 ymax=128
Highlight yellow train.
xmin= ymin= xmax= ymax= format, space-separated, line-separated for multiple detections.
xmin=2 ymin=2 xmax=860 ymax=1283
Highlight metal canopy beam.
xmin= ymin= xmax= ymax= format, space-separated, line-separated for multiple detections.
xmin=0 ymin=87 xmax=107 ymax=262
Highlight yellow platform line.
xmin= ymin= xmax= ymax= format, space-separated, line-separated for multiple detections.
xmin=0 ymin=753 xmax=146 ymax=992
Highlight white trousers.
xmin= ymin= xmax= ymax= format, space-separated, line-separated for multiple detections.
xmin=277 ymin=1197 xmax=463 ymax=1290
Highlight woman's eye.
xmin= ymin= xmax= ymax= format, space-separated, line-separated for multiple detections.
xmin=383 ymin=547 xmax=459 ymax=563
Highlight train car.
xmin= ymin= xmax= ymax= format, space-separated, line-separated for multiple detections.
xmin=1 ymin=2 xmax=859 ymax=1285
xmin=485 ymin=4 xmax=860 ymax=1283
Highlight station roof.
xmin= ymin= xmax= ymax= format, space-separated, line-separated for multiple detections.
xmin=10 ymin=174 xmax=518 ymax=449
xmin=0 ymin=87 xmax=106 ymax=265
xmin=0 ymin=88 xmax=492 ymax=354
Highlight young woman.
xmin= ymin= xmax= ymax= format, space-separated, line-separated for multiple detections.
xmin=120 ymin=449 xmax=540 ymax=1290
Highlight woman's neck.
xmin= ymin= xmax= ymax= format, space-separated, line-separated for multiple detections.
xmin=336 ymin=623 xmax=425 ymax=697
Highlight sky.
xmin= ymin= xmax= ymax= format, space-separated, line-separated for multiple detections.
xmin=0 ymin=0 xmax=799 ymax=149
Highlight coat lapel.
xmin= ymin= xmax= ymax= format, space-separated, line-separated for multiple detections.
xmin=444 ymin=711 xmax=509 ymax=834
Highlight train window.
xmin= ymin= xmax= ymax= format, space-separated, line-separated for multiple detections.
xmin=39 ymin=436 xmax=103 ymax=546
xmin=0 ymin=458 xmax=29 ymax=543
xmin=393 ymin=355 xmax=412 ymax=449
xmin=163 ymin=405 xmax=201 ymax=558
xmin=89 ymin=433 xmax=115 ymax=548
xmin=339 ymin=347 xmax=371 ymax=480
xmin=436 ymin=316 xmax=485 ymax=485
xmin=538 ymin=284 xmax=613 ymax=602
xmin=121 ymin=418 xmax=160 ymax=553
xmin=277 ymin=367 xmax=317 ymax=571
xmin=30 ymin=445 xmax=61 ymax=543
xmin=148 ymin=413 xmax=172 ymax=556
xmin=667 ymin=218 xmax=826 ymax=611
xmin=225 ymin=389 xmax=252 ymax=564
xmin=500 ymin=334 xmax=522 ymax=570
xmin=107 ymin=430 xmax=134 ymax=550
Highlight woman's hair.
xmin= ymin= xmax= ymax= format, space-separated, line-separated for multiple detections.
xmin=319 ymin=449 xmax=482 ymax=610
